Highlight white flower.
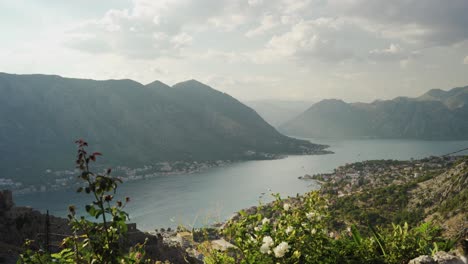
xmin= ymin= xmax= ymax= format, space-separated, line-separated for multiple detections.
xmin=260 ymin=243 xmax=270 ymax=254
xmin=329 ymin=232 xmax=335 ymax=238
xmin=260 ymin=236 xmax=275 ymax=254
xmin=273 ymin=242 xmax=289 ymax=258
xmin=262 ymin=217 xmax=270 ymax=225
xmin=286 ymin=226 xmax=294 ymax=235
xmin=254 ymin=226 xmax=261 ymax=231
xmin=283 ymin=203 xmax=290 ymax=211
xmin=311 ymin=228 xmax=317 ymax=235
xmin=262 ymin=236 xmax=274 ymax=247
xmin=306 ymin=212 xmax=316 ymax=220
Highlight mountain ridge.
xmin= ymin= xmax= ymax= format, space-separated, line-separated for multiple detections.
xmin=280 ymin=85 xmax=468 ymax=139
xmin=0 ymin=72 xmax=328 ymax=185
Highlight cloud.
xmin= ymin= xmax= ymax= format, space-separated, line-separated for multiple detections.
xmin=251 ymin=18 xmax=353 ymax=64
xmin=248 ymin=0 xmax=263 ymax=7
xmin=333 ymin=71 xmax=366 ymax=81
xmin=245 ymin=14 xmax=279 ymax=37
xmin=187 ymin=50 xmax=249 ymax=65
xmin=368 ymin=43 xmax=406 ymax=61
xmin=65 ymin=6 xmax=186 ymax=58
xmin=64 ymin=0 xmax=324 ymax=60
xmin=370 ymin=44 xmax=402 ymax=55
xmin=367 ymin=43 xmax=423 ymax=66
xmin=171 ymin=32 xmax=193 ymax=49
xmin=464 ymin=56 xmax=468 ymax=64
xmin=328 ymin=0 xmax=468 ymax=46
xmin=65 ymin=0 xmax=251 ymax=58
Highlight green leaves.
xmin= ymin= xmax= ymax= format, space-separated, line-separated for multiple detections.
xmin=18 ymin=140 xmax=149 ymax=264
xmin=85 ymin=204 xmax=102 ymax=219
xmin=205 ymin=191 xmax=454 ymax=264
xmin=214 ymin=191 xmax=335 ymax=264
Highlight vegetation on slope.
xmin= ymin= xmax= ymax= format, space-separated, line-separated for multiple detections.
xmin=203 ymin=192 xmax=454 ymax=264
xmin=202 ymin=156 xmax=467 ymax=263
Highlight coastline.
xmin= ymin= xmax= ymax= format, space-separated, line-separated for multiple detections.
xmin=10 ymin=143 xmax=332 ymax=196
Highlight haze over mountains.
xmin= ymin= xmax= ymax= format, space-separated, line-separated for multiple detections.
xmin=280 ymin=85 xmax=468 ymax=140
xmin=0 ymin=72 xmax=326 ymax=184
xmin=244 ymin=100 xmax=313 ymax=127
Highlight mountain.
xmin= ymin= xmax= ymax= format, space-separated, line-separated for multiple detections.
xmin=417 ymin=86 xmax=468 ymax=109
xmin=280 ymin=85 xmax=468 ymax=139
xmin=408 ymin=157 xmax=468 ymax=237
xmin=0 ymin=73 xmax=327 ymax=184
xmin=244 ymin=100 xmax=313 ymax=127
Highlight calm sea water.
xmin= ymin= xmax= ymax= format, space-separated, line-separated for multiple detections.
xmin=14 ymin=139 xmax=468 ymax=231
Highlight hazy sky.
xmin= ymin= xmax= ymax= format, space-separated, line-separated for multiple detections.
xmin=1 ymin=0 xmax=468 ymax=102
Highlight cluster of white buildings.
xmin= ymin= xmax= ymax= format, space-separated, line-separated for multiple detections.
xmin=317 ymin=156 xmax=460 ymax=197
xmin=0 ymin=178 xmax=22 ymax=188
xmin=12 ymin=160 xmax=232 ymax=195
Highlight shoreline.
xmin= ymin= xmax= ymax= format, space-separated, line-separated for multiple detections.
xmin=10 ymin=144 xmax=332 ymax=196
xmin=11 ymin=154 xmax=464 ymax=234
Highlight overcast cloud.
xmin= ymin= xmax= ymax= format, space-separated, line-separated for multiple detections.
xmin=1 ymin=0 xmax=467 ymax=102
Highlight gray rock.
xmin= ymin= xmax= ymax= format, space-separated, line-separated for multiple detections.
xmin=211 ymin=239 xmax=236 ymax=252
xmin=408 ymin=255 xmax=436 ymax=264
xmin=0 ymin=190 xmax=14 ymax=211
xmin=433 ymin=251 xmax=464 ymax=264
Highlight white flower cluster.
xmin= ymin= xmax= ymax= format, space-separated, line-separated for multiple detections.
xmin=254 ymin=218 xmax=271 ymax=231
xmin=273 ymin=242 xmax=289 ymax=258
xmin=260 ymin=236 xmax=274 ymax=254
xmin=259 ymin=236 xmax=289 ymax=258
xmin=306 ymin=211 xmax=315 ymax=219
xmin=306 ymin=211 xmax=322 ymax=221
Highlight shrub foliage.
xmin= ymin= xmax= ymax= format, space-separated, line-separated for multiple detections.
xmin=18 ymin=139 xmax=149 ymax=264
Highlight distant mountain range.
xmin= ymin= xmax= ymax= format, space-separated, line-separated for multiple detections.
xmin=0 ymin=72 xmax=327 ymax=184
xmin=280 ymin=85 xmax=468 ymax=139
xmin=244 ymin=100 xmax=313 ymax=127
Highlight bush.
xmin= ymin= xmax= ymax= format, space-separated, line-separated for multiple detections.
xmin=204 ymin=192 xmax=455 ymax=264
xmin=18 ymin=139 xmax=149 ymax=264
xmin=207 ymin=192 xmax=337 ymax=263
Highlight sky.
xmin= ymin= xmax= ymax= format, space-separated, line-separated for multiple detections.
xmin=1 ymin=0 xmax=468 ymax=102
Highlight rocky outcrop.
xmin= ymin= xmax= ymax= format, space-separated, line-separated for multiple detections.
xmin=409 ymin=255 xmax=437 ymax=264
xmin=0 ymin=199 xmax=71 ymax=263
xmin=0 ymin=190 xmax=14 ymax=211
xmin=408 ymin=159 xmax=468 ymax=238
xmin=408 ymin=252 xmax=466 ymax=264
xmin=126 ymin=230 xmax=202 ymax=264
xmin=0 ymin=191 xmax=200 ymax=264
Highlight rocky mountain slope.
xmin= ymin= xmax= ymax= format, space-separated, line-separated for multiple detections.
xmin=280 ymin=85 xmax=468 ymax=139
xmin=409 ymin=157 xmax=468 ymax=237
xmin=315 ymin=155 xmax=467 ymax=239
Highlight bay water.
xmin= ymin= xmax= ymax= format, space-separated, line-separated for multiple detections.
xmin=14 ymin=139 xmax=468 ymax=231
